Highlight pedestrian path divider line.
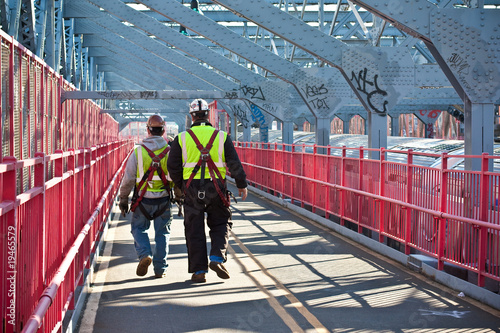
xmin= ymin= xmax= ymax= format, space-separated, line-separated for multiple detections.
xmin=230 ymin=231 xmax=329 ymax=333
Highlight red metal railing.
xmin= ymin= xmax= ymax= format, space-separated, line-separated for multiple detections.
xmin=0 ymin=142 xmax=133 ymax=333
xmin=0 ymin=28 xmax=131 ymax=333
xmin=236 ymin=142 xmax=500 ymax=287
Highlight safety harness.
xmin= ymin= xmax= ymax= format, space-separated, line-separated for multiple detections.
xmin=130 ymin=144 xmax=171 ymax=219
xmin=184 ymin=129 xmax=230 ymax=207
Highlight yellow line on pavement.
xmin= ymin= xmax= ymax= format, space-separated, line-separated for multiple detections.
xmin=230 ymin=231 xmax=330 ymax=333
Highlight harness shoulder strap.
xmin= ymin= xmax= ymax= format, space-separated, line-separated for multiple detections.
xmin=184 ymin=129 xmax=230 ymax=207
xmin=131 ymin=144 xmax=171 ymax=212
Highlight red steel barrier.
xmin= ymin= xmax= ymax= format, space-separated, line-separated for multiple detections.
xmin=0 ymin=28 xmax=131 ymax=332
xmin=0 ymin=141 xmax=133 ymax=333
xmin=236 ymin=142 xmax=500 ymax=288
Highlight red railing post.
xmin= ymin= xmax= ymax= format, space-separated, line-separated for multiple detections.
xmin=477 ymin=153 xmax=490 ymax=287
xmin=379 ymin=148 xmax=386 ymax=243
xmin=3 ymin=156 xmax=18 ymax=333
xmin=358 ymin=147 xmax=364 ymax=233
xmin=437 ymin=153 xmax=448 ymax=271
xmin=301 ymin=144 xmax=305 ymax=208
xmin=340 ymin=146 xmax=346 ymax=226
xmin=325 ymin=146 xmax=331 ymax=219
xmin=312 ymin=145 xmax=317 ymax=213
xmin=405 ymin=150 xmax=414 ymax=254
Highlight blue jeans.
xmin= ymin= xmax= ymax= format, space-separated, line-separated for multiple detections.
xmin=130 ymin=201 xmax=172 ymax=275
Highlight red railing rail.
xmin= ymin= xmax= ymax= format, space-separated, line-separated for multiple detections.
xmin=0 ymin=141 xmax=133 ymax=333
xmin=235 ymin=142 xmax=500 ymax=287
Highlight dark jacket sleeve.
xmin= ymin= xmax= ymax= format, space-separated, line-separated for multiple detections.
xmin=167 ymin=136 xmax=184 ymax=190
xmin=224 ymin=134 xmax=247 ymax=189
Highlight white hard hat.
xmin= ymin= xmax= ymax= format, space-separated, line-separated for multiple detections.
xmin=189 ymin=98 xmax=209 ymax=113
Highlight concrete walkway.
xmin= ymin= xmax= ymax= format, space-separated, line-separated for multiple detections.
xmin=76 ymin=183 xmax=500 ymax=332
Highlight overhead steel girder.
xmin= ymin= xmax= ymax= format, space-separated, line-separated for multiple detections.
xmin=81 ymin=0 xmax=305 ymax=123
xmin=208 ymin=0 xmax=417 ymax=116
xmin=137 ymin=0 xmax=352 ymax=121
xmin=61 ymin=90 xmax=242 ymax=103
xmin=85 ymin=45 xmax=191 ymax=91
xmin=348 ymin=1 xmax=500 ymax=105
xmin=348 ymin=0 xmax=499 ymax=170
xmin=66 ymin=1 xmax=237 ymax=92
xmin=71 ymin=0 xmax=281 ymax=127
xmin=71 ymin=21 xmax=216 ymax=91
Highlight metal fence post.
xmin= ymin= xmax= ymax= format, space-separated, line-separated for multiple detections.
xmin=405 ymin=150 xmax=414 ymax=254
xmin=340 ymin=146 xmax=346 ymax=226
xmin=437 ymin=153 xmax=448 ymax=271
xmin=379 ymin=148 xmax=386 ymax=243
xmin=478 ymin=153 xmax=489 ymax=287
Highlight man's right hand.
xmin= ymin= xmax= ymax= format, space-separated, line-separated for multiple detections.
xmin=119 ymin=197 xmax=129 ymax=217
xmin=238 ymin=188 xmax=248 ymax=201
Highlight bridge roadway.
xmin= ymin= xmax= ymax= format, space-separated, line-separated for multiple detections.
xmin=75 ymin=183 xmax=500 ymax=333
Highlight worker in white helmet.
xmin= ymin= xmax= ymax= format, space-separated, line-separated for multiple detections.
xmin=167 ymin=99 xmax=247 ymax=283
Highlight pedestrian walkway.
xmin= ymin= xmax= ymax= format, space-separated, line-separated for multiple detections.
xmin=76 ymin=183 xmax=500 ymax=333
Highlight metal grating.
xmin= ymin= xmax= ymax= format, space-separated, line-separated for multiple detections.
xmin=2 ymin=42 xmax=10 ymax=158
xmin=21 ymin=55 xmax=30 ymax=192
xmin=13 ymin=49 xmax=20 ymax=161
xmin=30 ymin=61 xmax=36 ymax=189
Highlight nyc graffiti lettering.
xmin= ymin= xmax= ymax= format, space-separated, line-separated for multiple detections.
xmin=250 ymin=104 xmax=268 ymax=142
xmin=224 ymin=91 xmax=239 ymax=99
xmin=301 ymin=83 xmax=330 ymax=110
xmin=240 ymin=85 xmax=265 ymax=100
xmin=262 ymin=103 xmax=278 ymax=114
xmin=419 ymin=110 xmax=441 ymax=119
xmin=233 ymin=105 xmax=250 ymax=128
xmin=351 ymin=68 xmax=388 ymax=114
xmin=426 ymin=123 xmax=434 ymax=138
xmin=448 ymin=53 xmax=470 ymax=75
xmin=99 ymin=91 xmax=139 ymax=100
xmin=309 ymin=97 xmax=329 ymax=110
xmin=140 ymin=91 xmax=158 ymax=99
xmin=302 ymin=83 xmax=328 ymax=98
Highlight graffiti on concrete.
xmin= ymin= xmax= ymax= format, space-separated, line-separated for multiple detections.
xmin=351 ymin=68 xmax=388 ymax=114
xmin=240 ymin=85 xmax=265 ymax=101
xmin=250 ymin=104 xmax=268 ymax=142
xmin=301 ymin=83 xmax=330 ymax=111
xmin=233 ymin=104 xmax=250 ymax=128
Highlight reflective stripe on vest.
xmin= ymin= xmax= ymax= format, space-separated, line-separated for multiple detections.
xmin=180 ymin=125 xmax=226 ymax=180
xmin=135 ymin=145 xmax=171 ymax=192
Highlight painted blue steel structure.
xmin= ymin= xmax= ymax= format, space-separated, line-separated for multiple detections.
xmin=1 ymin=0 xmax=499 ymax=167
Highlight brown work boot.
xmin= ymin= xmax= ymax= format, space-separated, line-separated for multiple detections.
xmin=136 ymin=256 xmax=152 ymax=276
xmin=209 ymin=261 xmax=230 ymax=279
xmin=191 ymin=272 xmax=206 ymax=283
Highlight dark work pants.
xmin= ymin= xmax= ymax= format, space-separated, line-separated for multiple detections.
xmin=183 ymin=179 xmax=232 ymax=273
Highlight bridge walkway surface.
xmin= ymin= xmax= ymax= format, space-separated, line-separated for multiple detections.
xmin=75 ymin=183 xmax=500 ymax=333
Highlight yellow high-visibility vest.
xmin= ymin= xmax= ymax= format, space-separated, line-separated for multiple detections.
xmin=135 ymin=145 xmax=171 ymax=192
xmin=179 ymin=125 xmax=227 ymax=180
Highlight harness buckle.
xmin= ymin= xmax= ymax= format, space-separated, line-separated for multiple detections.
xmin=198 ymin=190 xmax=206 ymax=200
xmin=200 ymin=148 xmax=210 ymax=161
xmin=151 ymin=161 xmax=160 ymax=168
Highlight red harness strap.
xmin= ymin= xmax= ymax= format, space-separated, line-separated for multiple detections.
xmin=130 ymin=145 xmax=171 ymax=212
xmin=184 ymin=129 xmax=230 ymax=207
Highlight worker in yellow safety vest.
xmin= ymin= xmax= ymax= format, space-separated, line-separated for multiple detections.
xmin=118 ymin=114 xmax=173 ymax=278
xmin=167 ymin=98 xmax=248 ymax=283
